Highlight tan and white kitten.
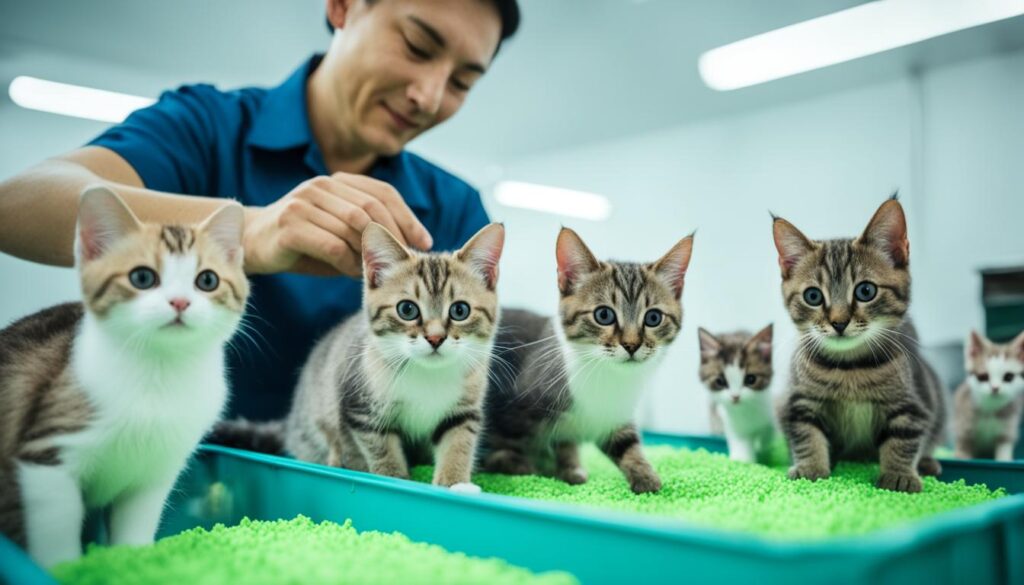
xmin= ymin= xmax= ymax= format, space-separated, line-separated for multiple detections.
xmin=954 ymin=330 xmax=1024 ymax=461
xmin=282 ymin=222 xmax=504 ymax=492
xmin=483 ymin=228 xmax=694 ymax=494
xmin=0 ymin=186 xmax=247 ymax=567
xmin=698 ymin=325 xmax=776 ymax=464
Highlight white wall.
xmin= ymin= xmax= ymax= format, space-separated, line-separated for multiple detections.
xmin=481 ymin=49 xmax=1024 ymax=434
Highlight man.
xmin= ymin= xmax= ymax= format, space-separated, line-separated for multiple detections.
xmin=0 ymin=0 xmax=521 ymax=419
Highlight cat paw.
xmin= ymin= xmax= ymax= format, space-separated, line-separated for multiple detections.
xmin=628 ymin=473 xmax=662 ymax=494
xmin=448 ymin=482 xmax=483 ymax=495
xmin=787 ymin=465 xmax=830 ymax=482
xmin=876 ymin=471 xmax=923 ymax=493
xmin=917 ymin=457 xmax=942 ymax=477
xmin=557 ymin=467 xmax=589 ymax=485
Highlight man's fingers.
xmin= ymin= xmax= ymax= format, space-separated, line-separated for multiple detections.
xmin=332 ymin=173 xmax=433 ymax=250
xmin=279 ymin=222 xmax=360 ymax=276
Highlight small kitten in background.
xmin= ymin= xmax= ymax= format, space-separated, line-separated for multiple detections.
xmin=275 ymin=223 xmax=504 ymax=492
xmin=482 ymin=228 xmax=694 ymax=494
xmin=0 ymin=187 xmax=247 ymax=567
xmin=698 ymin=325 xmax=776 ymax=464
xmin=954 ymin=330 xmax=1024 ymax=461
xmin=773 ymin=196 xmax=946 ymax=493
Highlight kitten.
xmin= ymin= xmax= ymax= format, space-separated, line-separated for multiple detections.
xmin=0 ymin=186 xmax=247 ymax=567
xmin=282 ymin=222 xmax=504 ymax=491
xmin=698 ymin=325 xmax=776 ymax=464
xmin=773 ymin=196 xmax=946 ymax=493
xmin=482 ymin=228 xmax=693 ymax=494
xmin=953 ymin=330 xmax=1024 ymax=461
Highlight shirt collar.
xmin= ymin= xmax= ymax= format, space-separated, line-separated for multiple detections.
xmin=246 ymin=55 xmax=321 ymax=151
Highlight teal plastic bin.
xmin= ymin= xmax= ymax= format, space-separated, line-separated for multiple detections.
xmin=3 ymin=433 xmax=1023 ymax=585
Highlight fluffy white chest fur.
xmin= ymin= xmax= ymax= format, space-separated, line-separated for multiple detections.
xmin=555 ymin=357 xmax=655 ymax=443
xmin=59 ymin=318 xmax=227 ymax=507
xmin=387 ymin=362 xmax=465 ymax=441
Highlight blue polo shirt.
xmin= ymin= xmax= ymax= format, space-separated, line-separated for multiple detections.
xmin=88 ymin=55 xmax=490 ymax=420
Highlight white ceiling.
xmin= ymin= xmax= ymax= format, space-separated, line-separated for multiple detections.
xmin=2 ymin=0 xmax=1023 ymax=160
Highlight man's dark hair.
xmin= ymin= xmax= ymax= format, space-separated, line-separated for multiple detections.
xmin=325 ymin=0 xmax=521 ymax=54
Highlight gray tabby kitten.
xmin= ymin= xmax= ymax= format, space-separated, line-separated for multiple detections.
xmin=953 ymin=330 xmax=1024 ymax=461
xmin=284 ymin=222 xmax=504 ymax=492
xmin=698 ymin=325 xmax=776 ymax=463
xmin=773 ymin=197 xmax=946 ymax=493
xmin=482 ymin=228 xmax=693 ymax=494
xmin=0 ymin=187 xmax=247 ymax=567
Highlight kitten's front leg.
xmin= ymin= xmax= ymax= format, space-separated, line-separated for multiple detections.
xmin=875 ymin=402 xmax=931 ymax=493
xmin=599 ymin=425 xmax=661 ymax=494
xmin=354 ymin=430 xmax=409 ymax=479
xmin=431 ymin=410 xmax=482 ymax=487
xmin=17 ymin=463 xmax=84 ymax=568
xmin=780 ymin=393 xmax=832 ymax=481
xmin=554 ymin=441 xmax=588 ymax=485
xmin=109 ymin=476 xmax=178 ymax=546
xmin=995 ymin=440 xmax=1015 ymax=462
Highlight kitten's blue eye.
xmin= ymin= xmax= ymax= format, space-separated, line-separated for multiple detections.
xmin=977 ymin=373 xmax=990 ymax=383
xmin=714 ymin=375 xmax=727 ymax=390
xmin=128 ymin=267 xmax=158 ymax=290
xmin=744 ymin=374 xmax=757 ymax=387
xmin=1004 ymin=373 xmax=1014 ymax=383
xmin=396 ymin=300 xmax=420 ymax=321
xmin=803 ymin=287 xmax=824 ymax=306
xmin=854 ymin=281 xmax=877 ymax=302
xmin=593 ymin=306 xmax=616 ymax=326
xmin=449 ymin=301 xmax=471 ymax=321
xmin=195 ymin=270 xmax=219 ymax=292
xmin=643 ymin=309 xmax=663 ymax=328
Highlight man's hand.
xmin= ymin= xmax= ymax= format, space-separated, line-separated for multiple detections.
xmin=242 ymin=172 xmax=433 ymax=276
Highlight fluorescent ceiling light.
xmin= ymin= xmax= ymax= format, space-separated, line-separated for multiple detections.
xmin=699 ymin=0 xmax=1024 ymax=91
xmin=494 ymin=181 xmax=612 ymax=221
xmin=8 ymin=76 xmax=155 ymax=123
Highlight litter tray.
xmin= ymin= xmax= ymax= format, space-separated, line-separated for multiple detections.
xmin=3 ymin=433 xmax=1023 ymax=585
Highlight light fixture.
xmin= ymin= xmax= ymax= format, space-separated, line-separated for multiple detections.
xmin=8 ymin=76 xmax=156 ymax=123
xmin=699 ymin=0 xmax=1024 ymax=91
xmin=493 ymin=181 xmax=612 ymax=221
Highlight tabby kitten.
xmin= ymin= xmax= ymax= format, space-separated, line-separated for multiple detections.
xmin=283 ymin=222 xmax=504 ymax=491
xmin=0 ymin=186 xmax=247 ymax=567
xmin=774 ymin=196 xmax=946 ymax=493
xmin=483 ymin=228 xmax=693 ymax=494
xmin=698 ymin=325 xmax=776 ymax=464
xmin=953 ymin=330 xmax=1024 ymax=461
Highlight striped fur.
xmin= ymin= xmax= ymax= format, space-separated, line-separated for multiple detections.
xmin=953 ymin=330 xmax=1024 ymax=460
xmin=0 ymin=187 xmax=247 ymax=566
xmin=482 ymin=228 xmax=693 ymax=494
xmin=774 ymin=197 xmax=946 ymax=493
xmin=279 ymin=223 xmax=504 ymax=488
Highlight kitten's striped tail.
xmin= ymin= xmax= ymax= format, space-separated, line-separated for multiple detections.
xmin=205 ymin=418 xmax=285 ymax=455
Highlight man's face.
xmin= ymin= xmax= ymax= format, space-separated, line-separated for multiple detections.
xmin=325 ymin=0 xmax=502 ymax=155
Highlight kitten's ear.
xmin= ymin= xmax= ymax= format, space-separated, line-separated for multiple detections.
xmin=199 ymin=202 xmax=244 ymax=264
xmin=1010 ymin=329 xmax=1024 ymax=361
xmin=556 ymin=228 xmax=600 ymax=294
xmin=966 ymin=329 xmax=989 ymax=361
xmin=697 ymin=327 xmax=721 ymax=361
xmin=858 ymin=196 xmax=909 ymax=268
xmin=76 ymin=186 xmax=142 ymax=263
xmin=653 ymin=234 xmax=694 ymax=299
xmin=746 ymin=323 xmax=773 ymax=361
xmin=772 ymin=216 xmax=814 ymax=279
xmin=362 ymin=223 xmax=411 ymax=288
xmin=456 ymin=223 xmax=505 ymax=290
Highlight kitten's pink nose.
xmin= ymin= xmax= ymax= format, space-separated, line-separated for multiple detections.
xmin=731 ymin=395 xmax=740 ymax=404
xmin=992 ymin=386 xmax=1001 ymax=395
xmin=426 ymin=335 xmax=446 ymax=349
xmin=621 ymin=342 xmax=640 ymax=356
xmin=169 ymin=298 xmax=191 ymax=313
